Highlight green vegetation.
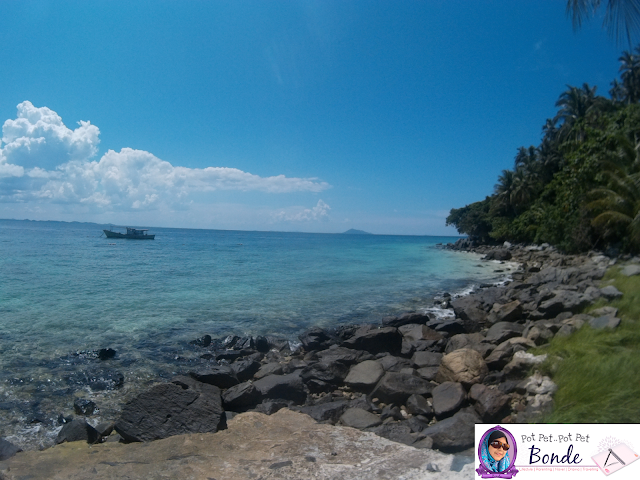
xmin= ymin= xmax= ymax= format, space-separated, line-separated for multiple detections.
xmin=446 ymin=45 xmax=640 ymax=253
xmin=534 ymin=266 xmax=640 ymax=423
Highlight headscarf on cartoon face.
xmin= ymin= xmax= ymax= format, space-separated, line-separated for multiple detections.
xmin=481 ymin=430 xmax=511 ymax=473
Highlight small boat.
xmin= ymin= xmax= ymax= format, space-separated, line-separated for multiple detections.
xmin=103 ymin=226 xmax=155 ymax=240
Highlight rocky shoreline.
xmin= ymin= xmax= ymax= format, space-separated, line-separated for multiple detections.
xmin=1 ymin=241 xmax=635 ymax=477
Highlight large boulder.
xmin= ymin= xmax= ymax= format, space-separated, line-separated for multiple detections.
xmin=537 ymin=290 xmax=590 ymax=316
xmin=450 ymin=297 xmax=485 ymax=325
xmin=421 ymin=409 xmax=481 ymax=453
xmin=299 ymin=400 xmax=349 ymax=424
xmin=222 ymin=381 xmax=262 ymax=410
xmin=437 ymin=349 xmax=488 ymax=387
xmin=371 ymin=372 xmax=435 ymax=405
xmin=431 ymin=382 xmax=466 ymax=419
xmin=344 ymin=360 xmax=385 ymax=392
xmin=189 ymin=365 xmax=239 ymax=389
xmin=412 ymin=351 xmax=443 ymax=368
xmin=56 ymin=419 xmax=100 ymax=445
xmin=486 ymin=300 xmax=522 ymax=324
xmin=484 ymin=249 xmax=512 ymax=261
xmin=339 ymin=408 xmax=383 ymax=429
xmin=342 ymin=326 xmax=402 ymax=354
xmin=253 ymin=371 xmax=307 ymax=403
xmin=315 ymin=346 xmax=374 ymax=366
xmin=0 ymin=438 xmax=22 ymax=461
xmin=468 ymin=384 xmax=511 ymax=422
xmin=299 ymin=327 xmax=334 ymax=351
xmin=114 ymin=376 xmax=225 ymax=442
xmin=484 ymin=322 xmax=525 ymax=344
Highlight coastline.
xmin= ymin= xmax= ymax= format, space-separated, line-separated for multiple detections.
xmin=1 ymin=241 xmax=632 ymax=478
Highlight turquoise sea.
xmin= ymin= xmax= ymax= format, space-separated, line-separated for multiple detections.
xmin=0 ymin=219 xmax=516 ymax=449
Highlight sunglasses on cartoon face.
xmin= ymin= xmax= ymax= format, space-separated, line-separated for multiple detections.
xmin=489 ymin=440 xmax=510 ymax=451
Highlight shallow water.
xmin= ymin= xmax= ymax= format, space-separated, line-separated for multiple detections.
xmin=0 ymin=219 xmax=517 ymax=449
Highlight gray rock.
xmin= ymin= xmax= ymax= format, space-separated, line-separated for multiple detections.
xmin=399 ymin=324 xmax=443 ymax=342
xmin=422 ymin=409 xmax=481 ymax=453
xmin=342 ymin=326 xmax=402 ymax=354
xmin=470 ymin=386 xmax=510 ymax=422
xmin=316 ymin=346 xmax=374 ymax=366
xmin=339 ymin=408 xmax=382 ymax=429
xmin=222 ymin=381 xmax=262 ymax=410
xmin=371 ymin=372 xmax=435 ymax=405
xmin=621 ymin=264 xmax=640 ymax=277
xmin=416 ymin=366 xmax=439 ymax=381
xmin=73 ymin=398 xmax=98 ymax=416
xmin=600 ymin=285 xmax=623 ymax=300
xmin=253 ymin=372 xmax=307 ymax=403
xmin=411 ymin=351 xmax=443 ymax=368
xmin=484 ymin=249 xmax=512 ymax=261
xmin=231 ymin=359 xmax=261 ymax=382
xmin=537 ymin=290 xmax=590 ymax=316
xmin=299 ymin=327 xmax=334 ymax=351
xmin=432 ymin=382 xmax=466 ymax=418
xmin=0 ymin=438 xmax=22 ymax=461
xmin=344 ymin=360 xmax=385 ymax=391
xmin=367 ymin=422 xmax=420 ymax=446
xmin=114 ymin=376 xmax=225 ymax=442
xmin=589 ymin=315 xmax=621 ymax=329
xmin=485 ymin=322 xmax=525 ymax=344
xmin=377 ymin=355 xmax=412 ymax=372
xmin=189 ymin=365 xmax=239 ymax=389
xmin=299 ymin=400 xmax=349 ymax=424
xmin=405 ymin=394 xmax=433 ymax=417
xmin=56 ymin=419 xmax=100 ymax=445
xmin=487 ymin=300 xmax=522 ymax=324
xmin=444 ymin=333 xmax=485 ymax=354
xmin=254 ymin=362 xmax=284 ymax=379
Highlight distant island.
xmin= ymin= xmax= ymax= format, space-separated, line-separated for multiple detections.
xmin=342 ymin=229 xmax=372 ymax=235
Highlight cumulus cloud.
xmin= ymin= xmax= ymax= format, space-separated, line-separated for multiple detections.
xmin=274 ymin=199 xmax=331 ymax=222
xmin=0 ymin=102 xmax=330 ymax=210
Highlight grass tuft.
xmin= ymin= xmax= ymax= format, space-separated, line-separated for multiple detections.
xmin=533 ymin=264 xmax=640 ymax=423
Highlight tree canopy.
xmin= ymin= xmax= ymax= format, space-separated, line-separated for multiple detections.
xmin=446 ymin=45 xmax=640 ymax=253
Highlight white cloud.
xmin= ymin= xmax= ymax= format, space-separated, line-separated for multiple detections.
xmin=274 ymin=199 xmax=331 ymax=222
xmin=0 ymin=102 xmax=330 ymax=211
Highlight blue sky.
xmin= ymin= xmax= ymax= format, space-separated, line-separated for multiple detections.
xmin=0 ymin=1 xmax=624 ymax=234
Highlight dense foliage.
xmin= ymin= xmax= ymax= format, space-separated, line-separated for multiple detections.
xmin=447 ymin=46 xmax=640 ymax=253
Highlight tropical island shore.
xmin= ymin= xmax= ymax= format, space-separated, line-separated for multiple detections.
xmin=1 ymin=242 xmax=638 ymax=479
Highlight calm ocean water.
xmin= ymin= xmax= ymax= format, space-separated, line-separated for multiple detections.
xmin=0 ymin=219 xmax=516 ymax=449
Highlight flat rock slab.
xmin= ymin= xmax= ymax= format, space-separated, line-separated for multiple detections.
xmin=0 ymin=409 xmax=473 ymax=480
xmin=621 ymin=264 xmax=640 ymax=277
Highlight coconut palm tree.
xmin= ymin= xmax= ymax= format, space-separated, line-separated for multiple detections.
xmin=567 ymin=0 xmax=640 ymax=45
xmin=587 ymin=137 xmax=640 ymax=249
xmin=618 ymin=47 xmax=640 ymax=102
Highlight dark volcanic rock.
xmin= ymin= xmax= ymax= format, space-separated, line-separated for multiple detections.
xmin=367 ymin=422 xmax=422 ymax=446
xmin=469 ymin=384 xmax=511 ymax=422
xmin=189 ymin=335 xmax=212 ymax=348
xmin=97 ymin=348 xmax=117 ymax=360
xmin=253 ymin=371 xmax=307 ymax=403
xmin=432 ymin=382 xmax=466 ymax=418
xmin=485 ymin=322 xmax=525 ymax=344
xmin=315 ymin=346 xmax=374 ymax=366
xmin=0 ymin=438 xmax=22 ymax=461
xmin=254 ymin=362 xmax=284 ymax=379
xmin=483 ymin=249 xmax=512 ymax=261
xmin=230 ymin=359 xmax=261 ymax=382
xmin=405 ymin=394 xmax=433 ymax=418
xmin=343 ymin=360 xmax=384 ymax=392
xmin=189 ymin=365 xmax=239 ymax=389
xmin=412 ymin=351 xmax=443 ymax=368
xmin=114 ymin=376 xmax=225 ymax=442
xmin=73 ymin=398 xmax=99 ymax=416
xmin=301 ymin=362 xmax=349 ymax=392
xmin=222 ymin=381 xmax=262 ymax=410
xmin=382 ymin=312 xmax=431 ymax=328
xmin=421 ymin=409 xmax=481 ymax=453
xmin=56 ymin=418 xmax=100 ymax=444
xmin=299 ymin=400 xmax=349 ymax=424
xmin=339 ymin=408 xmax=382 ymax=429
xmin=299 ymin=327 xmax=334 ymax=351
xmin=342 ymin=326 xmax=402 ymax=354
xmin=371 ymin=372 xmax=435 ymax=405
